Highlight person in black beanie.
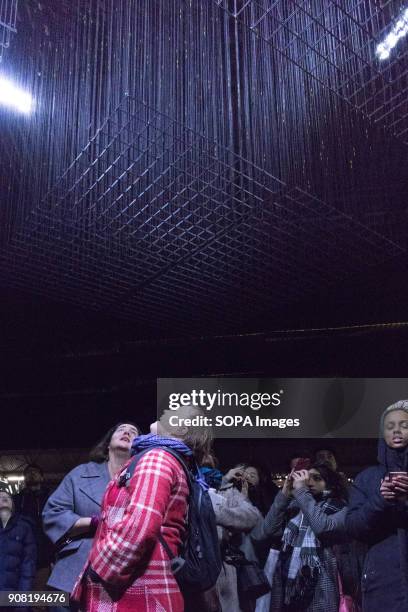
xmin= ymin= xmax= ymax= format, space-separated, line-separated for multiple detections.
xmin=346 ymin=399 xmax=408 ymax=612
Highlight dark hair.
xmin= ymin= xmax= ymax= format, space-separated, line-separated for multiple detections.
xmin=310 ymin=462 xmax=348 ymax=502
xmin=89 ymin=422 xmax=141 ymax=463
xmin=201 ymin=453 xmax=219 ymax=469
xmin=23 ymin=463 xmax=44 ymax=476
xmin=314 ymin=447 xmax=337 ymax=458
xmin=288 ymin=450 xmax=312 ymax=463
xmin=237 ymin=462 xmax=278 ymax=516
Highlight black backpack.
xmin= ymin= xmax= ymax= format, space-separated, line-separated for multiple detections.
xmin=118 ymin=446 xmax=222 ymax=593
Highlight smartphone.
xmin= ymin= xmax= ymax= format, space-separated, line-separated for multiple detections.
xmin=232 ymin=478 xmax=243 ymax=492
xmin=293 ymin=458 xmax=311 ymax=471
xmin=388 ymin=471 xmax=408 ymax=481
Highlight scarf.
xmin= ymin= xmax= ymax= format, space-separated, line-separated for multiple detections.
xmin=131 ymin=434 xmax=208 ymax=490
xmin=199 ymin=466 xmax=223 ymax=489
xmin=282 ymin=493 xmax=344 ymax=606
xmin=132 ymin=433 xmax=193 ymax=457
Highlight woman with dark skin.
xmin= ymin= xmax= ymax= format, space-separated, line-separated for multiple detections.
xmin=346 ymin=400 xmax=408 ymax=612
xmin=248 ymin=462 xmax=348 ymax=612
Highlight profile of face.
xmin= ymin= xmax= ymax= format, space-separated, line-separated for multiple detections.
xmin=150 ymin=405 xmax=197 ymax=438
xmin=0 ymin=491 xmax=13 ymax=512
xmin=24 ymin=466 xmax=43 ymax=487
xmin=307 ymin=468 xmax=327 ymax=497
xmin=383 ymin=409 xmax=408 ymax=449
xmin=244 ymin=466 xmax=260 ymax=487
xmin=315 ymin=450 xmax=337 ymax=471
xmin=109 ymin=424 xmax=139 ymax=453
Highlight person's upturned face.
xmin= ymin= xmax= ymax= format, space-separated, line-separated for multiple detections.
xmin=383 ymin=410 xmax=408 ymax=449
xmin=0 ymin=491 xmax=13 ymax=511
xmin=244 ymin=467 xmax=260 ymax=487
xmin=109 ymin=424 xmax=139 ymax=453
xmin=307 ymin=469 xmax=326 ymax=496
xmin=150 ymin=405 xmax=197 ymax=437
xmin=315 ymin=450 xmax=337 ymax=471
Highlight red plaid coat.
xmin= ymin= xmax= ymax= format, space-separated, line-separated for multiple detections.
xmin=72 ymin=448 xmax=189 ymax=612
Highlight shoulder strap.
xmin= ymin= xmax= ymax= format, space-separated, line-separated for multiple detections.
xmin=119 ymin=446 xmax=194 ymax=487
xmin=156 ymin=446 xmax=194 ymax=487
xmin=118 ymin=446 xmax=194 ymax=560
xmin=118 ymin=448 xmax=152 ymax=487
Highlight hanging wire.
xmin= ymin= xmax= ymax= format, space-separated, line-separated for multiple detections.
xmin=0 ymin=0 xmax=17 ymax=63
xmin=0 ymin=0 xmax=408 ymax=336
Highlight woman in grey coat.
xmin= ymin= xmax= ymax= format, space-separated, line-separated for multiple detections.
xmin=42 ymin=422 xmax=139 ymax=600
xmin=209 ymin=465 xmax=263 ymax=612
xmin=248 ymin=462 xmax=348 ymax=612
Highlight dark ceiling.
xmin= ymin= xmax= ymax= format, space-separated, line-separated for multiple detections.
xmin=1 ymin=0 xmax=408 ymax=339
xmin=1 ymin=1 xmax=408 ymax=449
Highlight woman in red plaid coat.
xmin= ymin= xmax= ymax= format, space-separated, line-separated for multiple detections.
xmin=72 ymin=406 xmax=212 ymax=612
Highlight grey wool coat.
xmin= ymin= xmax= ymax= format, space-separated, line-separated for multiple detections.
xmin=209 ymin=484 xmax=262 ymax=612
xmin=42 ymin=461 xmax=111 ymax=594
xmin=247 ymin=489 xmax=348 ymax=612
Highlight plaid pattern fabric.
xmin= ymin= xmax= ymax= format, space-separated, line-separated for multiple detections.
xmin=72 ymin=448 xmax=189 ymax=612
xmin=270 ymin=496 xmax=344 ymax=612
xmin=270 ymin=548 xmax=340 ymax=612
xmin=282 ymin=497 xmax=341 ymax=584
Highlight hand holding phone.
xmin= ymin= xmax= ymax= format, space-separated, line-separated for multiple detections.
xmin=293 ymin=458 xmax=311 ymax=471
xmin=292 ymin=469 xmax=310 ymax=491
xmin=225 ymin=466 xmax=245 ymax=484
xmin=389 ymin=472 xmax=408 ymax=498
xmin=382 ymin=472 xmax=408 ymax=502
xmin=380 ymin=478 xmax=396 ymax=501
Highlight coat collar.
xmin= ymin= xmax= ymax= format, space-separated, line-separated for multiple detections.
xmin=78 ymin=461 xmax=110 ymax=507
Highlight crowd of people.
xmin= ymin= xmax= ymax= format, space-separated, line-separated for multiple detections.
xmin=1 ymin=400 xmax=408 ymax=611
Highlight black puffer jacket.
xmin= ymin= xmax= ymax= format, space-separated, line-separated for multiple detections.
xmin=346 ymin=426 xmax=408 ymax=612
xmin=346 ymin=464 xmax=408 ymax=612
xmin=0 ymin=513 xmax=37 ymax=590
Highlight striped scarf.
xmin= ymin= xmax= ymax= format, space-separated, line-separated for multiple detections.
xmin=282 ymin=493 xmax=343 ymax=606
xmin=131 ymin=433 xmax=193 ymax=457
xmin=131 ymin=433 xmax=209 ymax=490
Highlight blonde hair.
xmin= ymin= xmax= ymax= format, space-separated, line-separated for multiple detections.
xmin=381 ymin=400 xmax=408 ymax=433
xmin=175 ymin=405 xmax=213 ymax=464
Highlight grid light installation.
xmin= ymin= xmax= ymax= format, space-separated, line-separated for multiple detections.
xmin=377 ymin=7 xmax=408 ymax=60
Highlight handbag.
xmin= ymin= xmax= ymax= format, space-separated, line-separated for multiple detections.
xmin=255 ymin=548 xmax=280 ymax=612
xmin=222 ymin=540 xmax=271 ymax=601
xmin=237 ymin=559 xmax=271 ymax=600
xmin=338 ymin=572 xmax=360 ymax=612
xmin=184 ymin=586 xmax=221 ymax=612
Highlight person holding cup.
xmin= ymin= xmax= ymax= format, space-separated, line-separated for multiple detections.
xmin=346 ymin=400 xmax=408 ymax=612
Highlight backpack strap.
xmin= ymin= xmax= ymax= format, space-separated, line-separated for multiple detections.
xmin=117 ymin=446 xmax=194 ymax=560
xmin=154 ymin=448 xmax=195 ymax=560
xmin=117 ymin=448 xmax=153 ymax=487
